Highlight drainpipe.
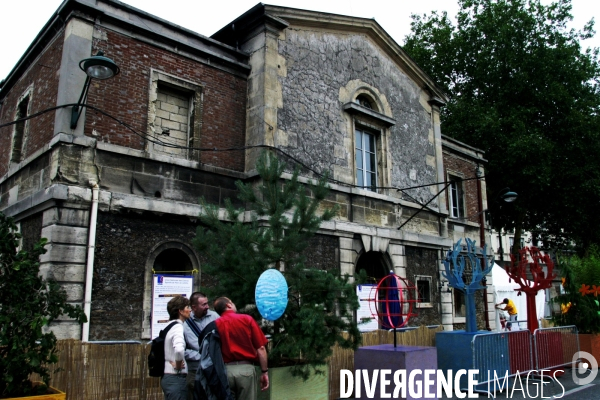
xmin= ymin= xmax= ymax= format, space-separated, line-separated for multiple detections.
xmin=82 ymin=180 xmax=99 ymax=342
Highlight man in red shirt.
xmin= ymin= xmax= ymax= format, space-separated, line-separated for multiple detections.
xmin=214 ymin=297 xmax=269 ymax=400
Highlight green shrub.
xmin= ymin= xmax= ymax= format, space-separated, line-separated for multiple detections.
xmin=551 ymin=248 xmax=600 ymax=334
xmin=0 ymin=212 xmax=87 ymax=397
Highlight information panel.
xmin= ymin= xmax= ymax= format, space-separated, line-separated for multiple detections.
xmin=356 ymin=284 xmax=379 ymax=332
xmin=151 ymin=274 xmax=194 ymax=339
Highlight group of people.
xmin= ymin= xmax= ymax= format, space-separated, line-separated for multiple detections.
xmin=160 ymin=293 xmax=269 ymax=400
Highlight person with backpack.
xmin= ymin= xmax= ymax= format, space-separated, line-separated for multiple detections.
xmin=162 ymin=295 xmax=192 ymax=400
xmin=184 ymin=292 xmax=219 ymax=400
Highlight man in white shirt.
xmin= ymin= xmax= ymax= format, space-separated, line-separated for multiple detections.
xmin=184 ymin=292 xmax=219 ymax=400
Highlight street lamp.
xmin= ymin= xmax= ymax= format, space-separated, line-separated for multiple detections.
xmin=499 ymin=189 xmax=518 ymax=203
xmin=488 ymin=188 xmax=518 ymax=265
xmin=70 ymin=51 xmax=120 ymax=129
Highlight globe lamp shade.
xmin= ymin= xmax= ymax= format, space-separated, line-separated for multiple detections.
xmin=79 ymin=54 xmax=120 ymax=80
xmin=501 ymin=191 xmax=518 ymax=203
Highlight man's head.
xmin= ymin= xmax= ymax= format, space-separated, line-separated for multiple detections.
xmin=503 ymin=298 xmax=509 ymax=304
xmin=190 ymin=292 xmax=210 ymax=318
xmin=214 ymin=297 xmax=236 ymax=315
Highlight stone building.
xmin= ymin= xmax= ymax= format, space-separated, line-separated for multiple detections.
xmin=0 ymin=0 xmax=494 ymax=340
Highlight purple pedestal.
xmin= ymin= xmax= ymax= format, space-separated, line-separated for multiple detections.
xmin=353 ymin=344 xmax=438 ymax=400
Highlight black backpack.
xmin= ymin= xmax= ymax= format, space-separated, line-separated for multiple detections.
xmin=148 ymin=321 xmax=178 ymax=377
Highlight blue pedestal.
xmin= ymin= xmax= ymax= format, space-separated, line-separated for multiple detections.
xmin=436 ymin=330 xmax=510 ymax=392
xmin=354 ymin=344 xmax=437 ymax=400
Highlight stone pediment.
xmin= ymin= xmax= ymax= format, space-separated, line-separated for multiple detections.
xmin=212 ymin=4 xmax=449 ymax=104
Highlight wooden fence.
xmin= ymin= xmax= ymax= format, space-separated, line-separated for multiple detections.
xmin=37 ymin=326 xmax=441 ymax=400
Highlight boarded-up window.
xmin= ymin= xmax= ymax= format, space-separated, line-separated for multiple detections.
xmin=147 ymin=70 xmax=203 ymax=161
xmin=11 ymin=94 xmax=30 ymax=163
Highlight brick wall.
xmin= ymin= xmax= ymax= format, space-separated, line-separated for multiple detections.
xmin=0 ymin=31 xmax=64 ymax=177
xmin=443 ymin=152 xmax=481 ymax=224
xmin=85 ymin=29 xmax=248 ymax=172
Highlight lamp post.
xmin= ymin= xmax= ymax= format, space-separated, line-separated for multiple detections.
xmin=485 ymin=187 xmax=518 ymax=267
xmin=70 ymin=51 xmax=119 ymax=129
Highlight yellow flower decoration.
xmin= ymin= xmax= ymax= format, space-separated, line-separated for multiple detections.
xmin=561 ymin=302 xmax=572 ymax=314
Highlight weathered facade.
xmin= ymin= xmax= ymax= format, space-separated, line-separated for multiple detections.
xmin=0 ymin=0 xmax=495 ymax=340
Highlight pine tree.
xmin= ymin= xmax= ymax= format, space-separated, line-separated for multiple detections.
xmin=193 ymin=151 xmax=361 ymax=378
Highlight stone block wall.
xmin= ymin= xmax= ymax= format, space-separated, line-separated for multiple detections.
xmin=151 ymin=85 xmax=192 ymax=158
xmin=39 ymin=205 xmax=91 ymax=339
xmin=276 ymin=29 xmax=437 ymax=205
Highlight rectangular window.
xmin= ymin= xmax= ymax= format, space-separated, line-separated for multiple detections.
xmin=448 ymin=176 xmax=465 ymax=218
xmin=355 ymin=129 xmax=377 ymax=191
xmin=509 ymin=237 xmax=514 ymax=248
xmin=11 ymin=94 xmax=30 ymax=163
xmin=454 ymin=289 xmax=466 ymax=318
xmin=520 ymin=238 xmax=525 ymax=248
xmin=415 ymin=275 xmax=432 ymax=308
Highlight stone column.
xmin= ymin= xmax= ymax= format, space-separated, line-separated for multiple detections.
xmin=54 ymin=17 xmax=94 ymax=137
xmin=439 ymin=257 xmax=454 ymax=331
xmin=39 ymin=205 xmax=90 ymax=339
xmin=388 ymin=243 xmax=406 ymax=278
xmin=339 ymin=236 xmax=357 ymax=279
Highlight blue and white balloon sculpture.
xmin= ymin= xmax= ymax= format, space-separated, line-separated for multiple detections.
xmin=255 ymin=269 xmax=288 ymax=321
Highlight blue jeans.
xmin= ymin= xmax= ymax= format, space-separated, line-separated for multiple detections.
xmin=161 ymin=373 xmax=187 ymax=400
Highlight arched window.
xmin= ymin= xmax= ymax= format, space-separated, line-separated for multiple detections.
xmin=343 ymin=88 xmax=395 ymax=194
xmin=141 ymin=241 xmax=200 ymax=338
xmin=355 ymin=94 xmax=376 ymax=111
xmin=153 ymin=248 xmax=193 ymax=273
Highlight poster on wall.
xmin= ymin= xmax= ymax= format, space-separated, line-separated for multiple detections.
xmin=356 ymin=284 xmax=379 ymax=332
xmin=151 ymin=274 xmax=194 ymax=339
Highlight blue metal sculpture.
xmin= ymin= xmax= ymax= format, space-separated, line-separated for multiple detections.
xmin=442 ymin=238 xmax=493 ymax=332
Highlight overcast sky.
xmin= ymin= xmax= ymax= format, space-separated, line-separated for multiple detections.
xmin=0 ymin=0 xmax=598 ymax=79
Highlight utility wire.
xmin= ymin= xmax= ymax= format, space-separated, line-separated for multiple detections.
xmin=1 ymin=103 xmax=485 ymax=210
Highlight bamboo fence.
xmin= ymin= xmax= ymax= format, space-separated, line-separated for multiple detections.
xmin=33 ymin=326 xmax=441 ymax=400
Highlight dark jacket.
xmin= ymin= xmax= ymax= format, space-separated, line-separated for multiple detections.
xmin=194 ymin=321 xmax=233 ymax=400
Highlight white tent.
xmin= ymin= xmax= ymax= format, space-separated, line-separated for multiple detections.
xmin=491 ymin=263 xmax=546 ymax=331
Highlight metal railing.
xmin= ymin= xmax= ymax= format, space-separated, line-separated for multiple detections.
xmin=533 ymin=325 xmax=579 ymax=371
xmin=471 ymin=330 xmax=534 ymax=389
xmin=462 ymin=325 xmax=580 ymax=396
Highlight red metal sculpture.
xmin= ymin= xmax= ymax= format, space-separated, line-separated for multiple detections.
xmin=505 ymin=247 xmax=556 ymax=332
xmin=368 ymin=272 xmax=417 ymax=347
